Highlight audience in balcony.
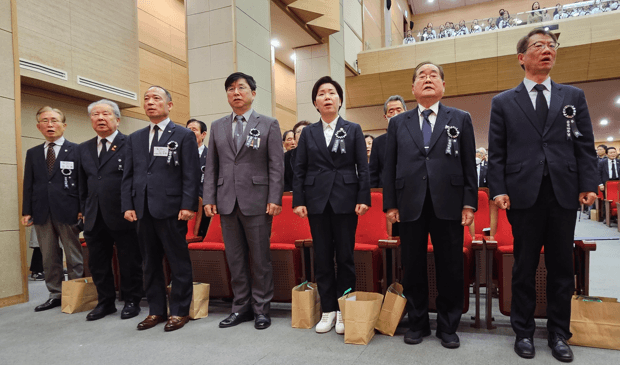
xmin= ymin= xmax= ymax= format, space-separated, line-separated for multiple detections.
xmin=470 ymin=19 xmax=483 ymax=33
xmin=485 ymin=17 xmax=498 ymax=31
xmin=403 ymin=30 xmax=416 ymax=44
xmin=498 ymin=11 xmax=512 ymax=29
xmin=455 ymin=20 xmax=469 ymax=36
xmin=554 ymin=4 xmax=570 ymax=19
xmin=422 ymin=27 xmax=436 ymax=41
xmin=528 ymin=2 xmax=544 ymax=23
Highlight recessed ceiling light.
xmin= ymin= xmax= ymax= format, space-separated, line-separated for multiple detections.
xmin=607 ymin=136 xmax=614 ymax=142
xmin=290 ymin=53 xmax=296 ymax=61
xmin=616 ymin=97 xmax=620 ymax=105
xmin=428 ymin=0 xmax=434 ymax=3
xmin=601 ymin=119 xmax=609 ymax=126
xmin=271 ymin=39 xmax=280 ymax=48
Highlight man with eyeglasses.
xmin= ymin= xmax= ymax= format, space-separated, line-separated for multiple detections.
xmin=369 ymin=95 xmax=407 ymax=188
xmin=22 ymin=106 xmax=84 ymax=312
xmin=488 ymin=29 xmax=598 ymax=362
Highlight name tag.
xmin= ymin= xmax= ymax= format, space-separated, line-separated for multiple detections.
xmin=153 ymin=146 xmax=168 ymax=157
xmin=60 ymin=161 xmax=74 ymax=169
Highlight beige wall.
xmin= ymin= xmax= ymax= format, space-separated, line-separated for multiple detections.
xmin=16 ymin=0 xmax=140 ymax=108
xmin=390 ymin=0 xmax=409 ymax=45
xmin=363 ymin=0 xmax=383 ymax=50
xmin=274 ymin=60 xmax=296 ymax=131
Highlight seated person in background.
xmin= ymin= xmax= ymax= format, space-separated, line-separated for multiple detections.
xmin=528 ymin=2 xmax=544 ymax=23
xmin=282 ymin=130 xmax=296 ymax=152
xmin=553 ymin=4 xmax=569 ymax=19
xmin=591 ymin=0 xmax=603 ymax=13
xmin=599 ymin=146 xmax=619 ymax=192
xmin=599 ymin=1 xmax=611 ymax=12
xmin=496 ymin=9 xmax=506 ymax=26
xmin=455 ymin=20 xmax=469 ymax=36
xmin=580 ymin=5 xmax=592 ymax=15
xmin=485 ymin=17 xmax=498 ymax=31
xmin=438 ymin=24 xmax=448 ymax=38
xmin=403 ymin=30 xmax=416 ymax=44
xmin=570 ymin=6 xmax=581 ymax=17
xmin=498 ymin=11 xmax=511 ymax=28
xmin=422 ymin=27 xmax=436 ymax=41
xmin=427 ymin=23 xmax=437 ymax=37
xmin=470 ymin=19 xmax=483 ymax=33
xmin=611 ymin=1 xmax=619 ymax=11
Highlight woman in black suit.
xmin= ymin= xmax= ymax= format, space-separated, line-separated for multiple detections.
xmin=292 ymin=76 xmax=371 ymax=334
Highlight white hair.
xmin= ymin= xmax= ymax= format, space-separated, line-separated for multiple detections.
xmin=88 ymin=99 xmax=121 ymax=119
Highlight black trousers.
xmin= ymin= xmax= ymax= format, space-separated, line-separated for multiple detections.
xmin=30 ymin=247 xmax=43 ymax=273
xmin=507 ymin=175 xmax=576 ymax=339
xmin=137 ymin=199 xmax=193 ymax=317
xmin=308 ymin=202 xmax=358 ymax=312
xmin=197 ymin=209 xmax=210 ymax=238
xmin=399 ymin=192 xmax=464 ymax=334
xmin=84 ymin=209 xmax=143 ymax=307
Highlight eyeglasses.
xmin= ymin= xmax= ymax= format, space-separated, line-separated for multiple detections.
xmin=527 ymin=41 xmax=560 ymax=52
xmin=38 ymin=120 xmax=63 ymax=125
xmin=226 ymin=85 xmax=249 ymax=94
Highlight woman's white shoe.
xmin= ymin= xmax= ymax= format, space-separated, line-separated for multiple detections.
xmin=335 ymin=311 xmax=345 ymax=334
xmin=315 ymin=311 xmax=336 ymax=333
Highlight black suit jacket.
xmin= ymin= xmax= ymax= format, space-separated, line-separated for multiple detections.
xmin=283 ymin=148 xmax=295 ymax=192
xmin=23 ymin=140 xmax=80 ymax=225
xmin=293 ymin=117 xmax=371 ymax=214
xmin=478 ymin=163 xmax=488 ymax=188
xmin=488 ymin=81 xmax=598 ymax=210
xmin=198 ymin=146 xmax=208 ymax=198
xmin=383 ymin=103 xmax=478 ymax=221
xmin=369 ymin=133 xmax=387 ymax=188
xmin=121 ymin=121 xmax=199 ymax=219
xmin=78 ymin=132 xmax=134 ymax=232
xmin=598 ymin=157 xmax=619 ymax=187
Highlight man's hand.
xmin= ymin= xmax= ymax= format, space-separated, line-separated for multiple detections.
xmin=178 ymin=209 xmax=194 ymax=221
xmin=495 ymin=195 xmax=511 ymax=210
xmin=461 ymin=208 xmax=474 ymax=226
xmin=386 ymin=208 xmax=400 ymax=223
xmin=579 ymin=192 xmax=597 ymax=206
xmin=21 ymin=215 xmax=33 ymax=226
xmin=293 ymin=206 xmax=308 ymax=218
xmin=124 ymin=210 xmax=137 ymax=222
xmin=266 ymin=203 xmax=282 ymax=216
xmin=204 ymin=204 xmax=217 ymax=217
xmin=599 ymin=184 xmax=605 ymax=191
xmin=355 ymin=204 xmax=369 ymax=216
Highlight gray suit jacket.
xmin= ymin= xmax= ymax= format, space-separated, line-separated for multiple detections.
xmin=203 ymin=110 xmax=284 ymax=216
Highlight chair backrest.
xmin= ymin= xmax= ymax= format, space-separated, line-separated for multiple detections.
xmin=493 ymin=208 xmax=513 ymax=247
xmin=606 ymin=180 xmax=620 ymax=202
xmin=203 ymin=214 xmax=223 ymax=243
xmin=355 ymin=190 xmax=388 ymax=245
xmin=473 ymin=189 xmax=490 ymax=235
xmin=270 ymin=195 xmax=312 ymax=243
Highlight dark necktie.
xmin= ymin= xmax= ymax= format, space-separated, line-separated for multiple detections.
xmin=46 ymin=142 xmax=56 ymax=175
xmin=235 ymin=115 xmax=245 ymax=152
xmin=613 ymin=160 xmax=618 ymax=180
xmin=150 ymin=125 xmax=160 ymax=156
xmin=534 ymin=84 xmax=548 ymax=126
xmin=99 ymin=138 xmax=108 ymax=164
xmin=421 ymin=109 xmax=433 ymax=148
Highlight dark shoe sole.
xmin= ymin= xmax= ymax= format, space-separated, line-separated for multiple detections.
xmin=514 ymin=345 xmax=535 ymax=359
xmin=219 ymin=316 xmax=253 ymax=328
xmin=404 ymin=329 xmax=431 ymax=345
xmin=34 ymin=301 xmax=61 ymax=312
xmin=86 ymin=308 xmax=117 ymax=321
xmin=121 ymin=309 xmax=141 ymax=320
xmin=551 ymin=352 xmax=573 ymax=363
xmin=255 ymin=322 xmax=271 ymax=330
xmin=437 ymin=332 xmax=460 ymax=349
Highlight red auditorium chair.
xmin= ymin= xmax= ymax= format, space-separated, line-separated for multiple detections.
xmin=605 ymin=180 xmax=619 ymax=227
xmin=595 ymin=186 xmax=604 ymax=222
xmin=470 ymin=188 xmax=493 ymax=328
xmin=188 ymin=214 xmax=233 ymax=298
xmin=269 ymin=193 xmax=311 ymax=301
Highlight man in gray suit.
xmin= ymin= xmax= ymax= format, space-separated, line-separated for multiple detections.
xmin=203 ymin=72 xmax=284 ymax=330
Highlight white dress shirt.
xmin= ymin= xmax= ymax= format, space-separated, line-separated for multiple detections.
xmin=198 ymin=144 xmax=205 ymax=156
xmin=43 ymin=136 xmax=65 ymax=158
xmin=149 ymin=118 xmax=171 ymax=150
xmin=607 ymin=159 xmax=619 ymax=183
xmin=523 ymin=76 xmax=552 ymax=109
xmin=231 ymin=109 xmax=253 ymax=138
xmin=418 ymin=102 xmax=440 ymax=131
xmin=97 ymin=130 xmax=118 ymax=156
xmin=321 ymin=115 xmax=339 ymax=146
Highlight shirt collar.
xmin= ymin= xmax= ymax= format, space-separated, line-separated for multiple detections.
xmin=98 ymin=130 xmax=118 ymax=144
xmin=198 ymin=144 xmax=205 ymax=155
xmin=523 ymin=76 xmax=552 ymax=92
xmin=45 ymin=136 xmax=65 ymax=148
xmin=151 ymin=118 xmax=171 ymax=132
xmin=321 ymin=115 xmax=340 ymax=130
xmin=233 ymin=109 xmax=253 ymax=123
xmin=417 ymin=101 xmax=440 ymax=118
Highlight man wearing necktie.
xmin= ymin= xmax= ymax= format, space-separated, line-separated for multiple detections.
xmin=78 ymin=100 xmax=143 ymax=321
xmin=488 ymin=29 xmax=598 ymax=362
xmin=121 ymin=86 xmax=199 ymax=332
xmin=203 ymin=72 xmax=284 ymax=330
xmin=598 ymin=146 xmax=619 ymax=192
xmin=383 ymin=62 xmax=477 ymax=349
xmin=21 ymin=106 xmax=83 ymax=312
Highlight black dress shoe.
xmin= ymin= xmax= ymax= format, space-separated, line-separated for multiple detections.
xmin=548 ymin=333 xmax=574 ymax=362
xmin=121 ymin=302 xmax=141 ymax=320
xmin=514 ymin=337 xmax=536 ymax=359
xmin=86 ymin=304 xmax=117 ymax=321
xmin=436 ymin=331 xmax=460 ymax=349
xmin=219 ymin=312 xmax=254 ymax=328
xmin=255 ymin=314 xmax=271 ymax=330
xmin=404 ymin=328 xmax=431 ymax=345
xmin=34 ymin=298 xmax=61 ymax=312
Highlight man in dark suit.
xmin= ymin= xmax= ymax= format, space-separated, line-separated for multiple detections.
xmin=598 ymin=146 xmax=618 ymax=192
xmin=121 ymin=86 xmax=199 ymax=332
xmin=369 ymin=95 xmax=407 ymax=188
xmin=596 ymin=144 xmax=607 ymax=163
xmin=477 ymin=150 xmax=488 ymax=187
xmin=283 ymin=120 xmax=310 ymax=192
xmin=186 ymin=118 xmax=209 ymax=237
xmin=203 ymin=72 xmax=284 ymax=330
xmin=78 ymin=99 xmax=143 ymax=321
xmin=383 ymin=62 xmax=477 ymax=349
xmin=487 ymin=29 xmax=598 ymax=362
xmin=22 ymin=106 xmax=84 ymax=312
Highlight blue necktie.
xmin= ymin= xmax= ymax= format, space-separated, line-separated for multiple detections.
xmin=534 ymin=84 xmax=548 ymax=126
xmin=421 ymin=109 xmax=433 ymax=148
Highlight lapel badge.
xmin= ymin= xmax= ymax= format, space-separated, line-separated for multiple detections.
xmin=562 ymin=105 xmax=582 ymax=140
xmin=111 ymin=145 xmax=117 ymax=151
xmin=245 ymin=128 xmax=261 ymax=150
xmin=445 ymin=125 xmax=460 ymax=157
xmin=332 ymin=128 xmax=347 ymax=154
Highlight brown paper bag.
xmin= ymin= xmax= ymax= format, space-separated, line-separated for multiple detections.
xmin=338 ymin=291 xmax=384 ymax=345
xmin=291 ymin=282 xmax=321 ymax=329
xmin=569 ymin=295 xmax=620 ymax=350
xmin=375 ymin=283 xmax=407 ymax=336
xmin=61 ymin=277 xmax=98 ymax=314
xmin=189 ymin=283 xmax=210 ymax=320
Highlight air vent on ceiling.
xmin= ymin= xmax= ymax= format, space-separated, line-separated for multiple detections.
xmin=19 ymin=59 xmax=68 ymax=80
xmin=77 ymin=76 xmax=137 ymax=100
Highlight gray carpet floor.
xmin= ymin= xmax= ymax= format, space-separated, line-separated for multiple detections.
xmin=1 ymin=214 xmax=618 ymax=364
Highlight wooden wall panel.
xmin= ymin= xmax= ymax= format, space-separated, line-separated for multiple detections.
xmin=414 ymin=38 xmax=456 ymax=65
xmin=455 ymin=58 xmax=498 ymax=95
xmin=454 ymin=32 xmax=497 ymax=63
xmin=363 ymin=1 xmax=382 ymax=50
xmin=171 ymin=62 xmax=189 ymax=97
xmin=588 ymin=40 xmax=620 ymax=80
xmin=140 ymin=48 xmax=173 ymax=91
xmin=551 ymin=45 xmax=592 ymax=84
xmin=138 ymin=9 xmax=172 ymax=55
xmin=379 ymin=46 xmax=417 ymax=73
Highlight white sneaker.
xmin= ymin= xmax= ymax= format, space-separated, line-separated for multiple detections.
xmin=315 ymin=311 xmax=336 ymax=333
xmin=335 ymin=311 xmax=344 ymax=334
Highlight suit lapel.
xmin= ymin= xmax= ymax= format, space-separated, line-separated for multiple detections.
xmin=99 ymin=133 xmax=125 ymax=169
xmin=310 ymin=119 xmax=334 ymax=165
xmin=87 ymin=137 xmax=99 ymax=169
xmin=428 ymin=103 xmax=451 ymax=153
xmin=237 ymin=111 xmax=260 ymax=157
xmin=543 ymin=81 xmax=564 ymax=137
xmin=402 ymin=108 xmax=426 ymax=154
xmin=224 ymin=114 xmax=236 ymax=154
xmin=514 ymin=82 xmax=543 ymax=136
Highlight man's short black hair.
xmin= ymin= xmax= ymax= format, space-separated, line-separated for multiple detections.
xmin=186 ymin=118 xmax=207 ymax=134
xmin=282 ymin=130 xmax=294 ymax=142
xmin=413 ymin=61 xmax=445 ymax=83
xmin=146 ymin=85 xmax=172 ymax=102
xmin=598 ymin=144 xmax=608 ymax=150
xmin=608 ymin=146 xmax=617 ymax=153
xmin=224 ymin=72 xmax=257 ymax=91
xmin=364 ymin=134 xmax=374 ymax=140
xmin=293 ymin=120 xmax=311 ymax=135
xmin=516 ymin=28 xmax=559 ymax=69
xmin=311 ymin=76 xmax=344 ymax=111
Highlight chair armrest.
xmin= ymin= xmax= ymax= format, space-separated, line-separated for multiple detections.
xmin=483 ymin=236 xmax=497 ymax=250
xmin=294 ymin=239 xmax=307 ymax=248
xmin=304 ymin=239 xmax=314 ymax=248
xmin=471 ymin=237 xmax=484 ymax=250
xmin=187 ymin=237 xmax=203 ymax=243
xmin=574 ymin=240 xmax=597 ymax=251
xmin=378 ymin=237 xmax=400 ymax=249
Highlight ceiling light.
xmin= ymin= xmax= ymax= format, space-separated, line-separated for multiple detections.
xmin=271 ymin=39 xmax=280 ymax=48
xmin=428 ymin=0 xmax=434 ymax=3
xmin=607 ymin=136 xmax=614 ymax=142
xmin=290 ymin=53 xmax=296 ymax=61
xmin=616 ymin=97 xmax=620 ymax=105
xmin=601 ymin=119 xmax=609 ymax=126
